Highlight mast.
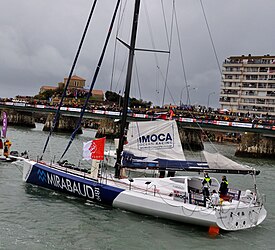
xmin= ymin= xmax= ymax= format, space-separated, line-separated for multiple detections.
xmin=115 ymin=0 xmax=141 ymax=178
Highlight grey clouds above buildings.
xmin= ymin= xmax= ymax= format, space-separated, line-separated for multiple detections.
xmin=1 ymin=0 xmax=274 ymax=108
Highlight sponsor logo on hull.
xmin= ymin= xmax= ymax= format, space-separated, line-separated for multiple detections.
xmin=27 ymin=163 xmax=124 ymax=205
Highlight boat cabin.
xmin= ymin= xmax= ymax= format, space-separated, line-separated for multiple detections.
xmin=169 ymin=176 xmax=220 ymax=206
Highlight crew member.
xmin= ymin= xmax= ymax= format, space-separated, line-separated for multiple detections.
xmin=211 ymin=190 xmax=220 ymax=206
xmin=219 ymin=175 xmax=229 ymax=199
xmin=4 ymin=139 xmax=12 ymax=157
xmin=202 ymin=172 xmax=212 ymax=198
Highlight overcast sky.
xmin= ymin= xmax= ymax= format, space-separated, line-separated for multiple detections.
xmin=1 ymin=0 xmax=275 ymax=108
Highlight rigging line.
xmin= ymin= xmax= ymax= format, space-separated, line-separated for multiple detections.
xmin=182 ymin=107 xmax=220 ymax=153
xmin=162 ymin=0 xmax=175 ymax=107
xmin=114 ymin=55 xmax=128 ymax=92
xmin=144 ymin=0 xmax=176 ymax=105
xmin=155 ymin=69 xmax=160 ymax=105
xmin=177 ymin=2 xmax=223 ymax=153
xmin=143 ymin=1 xmax=157 ymax=53
xmin=143 ymin=0 xmax=163 ymax=102
xmin=110 ymin=0 xmax=128 ymax=91
xmin=199 ymin=0 xmax=222 ymax=75
xmin=156 ymin=70 xmax=177 ymax=105
xmin=110 ymin=1 xmax=121 ymax=91
xmin=134 ymin=59 xmax=142 ymax=100
xmin=161 ymin=0 xmax=170 ymax=47
xmin=156 ymin=192 xmax=203 ymax=215
xmin=117 ymin=0 xmax=128 ymax=30
xmin=154 ymin=64 xmax=178 ymax=106
xmin=174 ymin=4 xmax=189 ymax=89
xmin=143 ymin=1 xmax=160 ymax=102
xmin=60 ymin=0 xmax=121 ymax=161
xmin=165 ymin=82 xmax=177 ymax=105
xmin=41 ymin=0 xmax=98 ymax=158
xmin=143 ymin=1 xmax=177 ymax=105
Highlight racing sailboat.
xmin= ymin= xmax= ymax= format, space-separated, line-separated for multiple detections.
xmin=20 ymin=0 xmax=266 ymax=231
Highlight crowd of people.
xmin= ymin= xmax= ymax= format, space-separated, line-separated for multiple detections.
xmin=1 ymin=97 xmax=275 ymax=126
xmin=170 ymin=105 xmax=275 ymax=126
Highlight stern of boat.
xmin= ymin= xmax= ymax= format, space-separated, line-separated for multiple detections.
xmin=216 ymin=203 xmax=267 ymax=231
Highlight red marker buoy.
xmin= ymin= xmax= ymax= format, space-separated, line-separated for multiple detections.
xmin=208 ymin=226 xmax=220 ymax=236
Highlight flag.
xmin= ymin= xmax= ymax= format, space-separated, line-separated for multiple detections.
xmin=1 ymin=112 xmax=7 ymax=138
xmin=83 ymin=137 xmax=106 ymax=160
xmin=169 ymin=108 xmax=174 ymax=120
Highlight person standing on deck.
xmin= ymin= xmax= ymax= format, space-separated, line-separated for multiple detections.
xmin=219 ymin=175 xmax=229 ymax=199
xmin=202 ymin=172 xmax=212 ymax=198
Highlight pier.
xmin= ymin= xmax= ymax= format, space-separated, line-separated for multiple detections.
xmin=235 ymin=133 xmax=275 ymax=159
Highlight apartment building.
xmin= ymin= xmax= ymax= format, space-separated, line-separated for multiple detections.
xmin=220 ymin=54 xmax=275 ymax=116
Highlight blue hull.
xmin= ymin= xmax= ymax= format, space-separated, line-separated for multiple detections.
xmin=25 ymin=162 xmax=124 ymax=206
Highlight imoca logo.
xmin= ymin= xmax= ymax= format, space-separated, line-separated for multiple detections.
xmin=138 ymin=132 xmax=173 ymax=150
xmin=138 ymin=133 xmax=173 ymax=143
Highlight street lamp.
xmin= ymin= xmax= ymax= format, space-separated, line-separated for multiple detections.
xmin=187 ymin=87 xmax=198 ymax=106
xmin=207 ymin=91 xmax=215 ymax=108
xmin=180 ymin=84 xmax=190 ymax=107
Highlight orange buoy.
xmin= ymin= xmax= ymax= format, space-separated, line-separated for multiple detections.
xmin=208 ymin=226 xmax=220 ymax=236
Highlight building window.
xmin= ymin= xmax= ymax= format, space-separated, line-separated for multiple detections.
xmin=259 ymin=67 xmax=268 ymax=72
xmin=258 ymin=83 xmax=266 ymax=88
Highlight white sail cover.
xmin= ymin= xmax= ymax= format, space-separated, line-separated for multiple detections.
xmin=124 ymin=120 xmax=185 ymax=160
xmin=203 ymin=151 xmax=254 ymax=172
xmin=122 ymin=120 xmax=256 ymax=174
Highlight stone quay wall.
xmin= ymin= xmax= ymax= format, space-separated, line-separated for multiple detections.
xmin=0 ymin=109 xmax=35 ymax=128
xmin=235 ymin=133 xmax=275 ymax=158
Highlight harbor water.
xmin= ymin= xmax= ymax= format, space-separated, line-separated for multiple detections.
xmin=0 ymin=125 xmax=275 ymax=250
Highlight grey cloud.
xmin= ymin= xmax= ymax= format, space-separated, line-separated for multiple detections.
xmin=1 ymin=0 xmax=275 ymax=108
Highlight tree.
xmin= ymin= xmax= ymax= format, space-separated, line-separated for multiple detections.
xmin=105 ymin=91 xmax=152 ymax=108
xmin=34 ymin=89 xmax=55 ymax=100
xmin=129 ymin=97 xmax=152 ymax=108
xmin=105 ymin=91 xmax=122 ymax=104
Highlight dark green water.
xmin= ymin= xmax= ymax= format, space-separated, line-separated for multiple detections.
xmin=0 ymin=125 xmax=274 ymax=249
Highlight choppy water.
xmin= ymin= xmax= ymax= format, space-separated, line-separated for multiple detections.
xmin=0 ymin=125 xmax=275 ymax=249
